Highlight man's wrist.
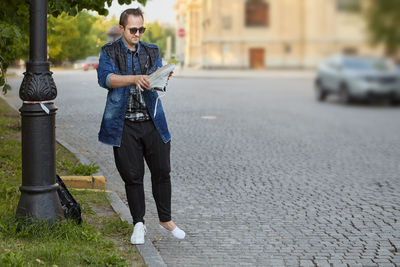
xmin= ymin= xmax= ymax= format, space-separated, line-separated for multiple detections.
xmin=131 ymin=75 xmax=137 ymax=85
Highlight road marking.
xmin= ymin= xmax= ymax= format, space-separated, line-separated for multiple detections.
xmin=201 ymin=116 xmax=217 ymax=119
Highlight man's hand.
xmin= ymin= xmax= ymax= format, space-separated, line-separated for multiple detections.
xmin=133 ymin=75 xmax=150 ymax=91
xmin=168 ymin=71 xmax=173 ymax=80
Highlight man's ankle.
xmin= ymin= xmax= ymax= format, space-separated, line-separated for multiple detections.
xmin=160 ymin=220 xmax=176 ymax=231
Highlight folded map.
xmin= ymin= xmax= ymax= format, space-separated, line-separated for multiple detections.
xmin=148 ymin=63 xmax=175 ymax=90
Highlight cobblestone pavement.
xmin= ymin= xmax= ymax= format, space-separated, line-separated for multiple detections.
xmin=6 ymin=70 xmax=400 ymax=267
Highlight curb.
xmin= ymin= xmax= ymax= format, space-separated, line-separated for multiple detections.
xmin=60 ymin=176 xmax=106 ymax=190
xmin=0 ymin=97 xmax=167 ymax=267
xmin=108 ymin=191 xmax=167 ymax=267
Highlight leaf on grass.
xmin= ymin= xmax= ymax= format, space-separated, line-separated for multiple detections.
xmin=2 ymin=84 xmax=12 ymax=95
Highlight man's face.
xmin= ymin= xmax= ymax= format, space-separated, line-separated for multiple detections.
xmin=120 ymin=15 xmax=144 ymax=49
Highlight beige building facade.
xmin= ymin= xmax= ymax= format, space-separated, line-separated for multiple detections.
xmin=174 ymin=0 xmax=379 ymax=69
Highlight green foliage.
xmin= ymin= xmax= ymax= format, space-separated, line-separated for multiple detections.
xmin=168 ymin=59 xmax=181 ymax=65
xmin=48 ymin=13 xmax=81 ymax=63
xmin=0 ymin=250 xmax=24 ymax=267
xmin=57 ymin=160 xmax=100 ymax=176
xmin=336 ymin=0 xmax=361 ymax=13
xmin=102 ymin=217 xmax=132 ymax=236
xmin=141 ymin=22 xmax=176 ymax=58
xmin=0 ymin=181 xmax=20 ymax=217
xmin=1 ymin=1 xmax=32 ymax=95
xmin=0 ymin=98 xmax=22 ymax=191
xmin=81 ymin=250 xmax=127 ymax=266
xmin=80 ymin=201 xmax=97 ymax=215
xmin=366 ymin=0 xmax=400 ymax=55
xmin=71 ymin=188 xmax=109 ymax=206
xmin=0 ymin=183 xmax=141 ymax=266
xmin=0 ymin=3 xmax=29 ymax=66
xmin=0 ymin=217 xmax=130 ymax=266
xmin=48 ymin=0 xmax=148 ymax=17
xmin=48 ymin=11 xmax=105 ymax=63
xmin=47 ymin=11 xmax=120 ymax=64
xmin=92 ymin=16 xmax=120 ymax=50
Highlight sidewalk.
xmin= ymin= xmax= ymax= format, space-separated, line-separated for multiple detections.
xmin=173 ymin=67 xmax=316 ymax=79
xmin=6 ymin=67 xmax=24 ymax=77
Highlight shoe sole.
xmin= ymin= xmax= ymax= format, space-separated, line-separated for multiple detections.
xmin=131 ymin=238 xmax=145 ymax=245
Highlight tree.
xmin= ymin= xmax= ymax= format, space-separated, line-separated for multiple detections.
xmin=0 ymin=0 xmax=148 ymax=94
xmin=48 ymin=12 xmax=96 ymax=63
xmin=0 ymin=2 xmax=29 ymax=93
xmin=48 ymin=14 xmax=81 ymax=64
xmin=90 ymin=16 xmax=120 ymax=56
xmin=336 ymin=0 xmax=361 ymax=13
xmin=47 ymin=12 xmax=119 ymax=64
xmin=141 ymin=22 xmax=176 ymax=58
xmin=365 ymin=0 xmax=400 ymax=56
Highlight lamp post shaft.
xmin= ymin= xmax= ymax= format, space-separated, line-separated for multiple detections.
xmin=30 ymin=0 xmax=47 ymax=62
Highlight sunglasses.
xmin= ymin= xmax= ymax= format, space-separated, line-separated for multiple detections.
xmin=128 ymin=27 xmax=146 ymax=34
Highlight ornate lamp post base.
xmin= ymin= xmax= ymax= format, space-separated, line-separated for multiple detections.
xmin=17 ymin=185 xmax=62 ymax=221
xmin=16 ymin=102 xmax=63 ymax=221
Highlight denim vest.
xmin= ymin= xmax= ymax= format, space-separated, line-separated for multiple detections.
xmin=97 ymin=38 xmax=171 ymax=147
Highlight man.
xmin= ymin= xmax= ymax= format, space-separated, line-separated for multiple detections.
xmin=97 ymin=8 xmax=185 ymax=245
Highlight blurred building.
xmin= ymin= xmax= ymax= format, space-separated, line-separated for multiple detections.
xmin=107 ymin=26 xmax=121 ymax=42
xmin=174 ymin=0 xmax=379 ymax=69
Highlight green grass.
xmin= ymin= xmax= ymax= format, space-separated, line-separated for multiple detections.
xmin=57 ymin=161 xmax=100 ymax=176
xmin=0 ymin=98 xmax=145 ymax=267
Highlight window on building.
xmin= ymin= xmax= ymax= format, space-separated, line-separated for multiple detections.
xmin=284 ymin=44 xmax=291 ymax=54
xmin=245 ymin=0 xmax=269 ymax=27
xmin=336 ymin=0 xmax=361 ymax=13
xmin=343 ymin=47 xmax=358 ymax=55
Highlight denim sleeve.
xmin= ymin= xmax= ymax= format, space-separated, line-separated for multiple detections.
xmin=97 ymin=49 xmax=114 ymax=89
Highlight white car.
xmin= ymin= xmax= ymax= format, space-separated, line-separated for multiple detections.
xmin=315 ymin=55 xmax=400 ymax=105
xmin=73 ymin=59 xmax=85 ymax=69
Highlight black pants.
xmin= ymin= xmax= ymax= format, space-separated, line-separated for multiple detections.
xmin=113 ymin=120 xmax=171 ymax=224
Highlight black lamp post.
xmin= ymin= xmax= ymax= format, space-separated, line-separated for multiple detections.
xmin=16 ymin=0 xmax=64 ymax=221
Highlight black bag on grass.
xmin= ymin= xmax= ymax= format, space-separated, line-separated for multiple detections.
xmin=56 ymin=174 xmax=82 ymax=225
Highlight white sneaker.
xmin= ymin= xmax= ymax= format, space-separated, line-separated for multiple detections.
xmin=131 ymin=222 xmax=146 ymax=245
xmin=159 ymin=224 xmax=186 ymax=240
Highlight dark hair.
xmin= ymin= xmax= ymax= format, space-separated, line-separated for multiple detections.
xmin=119 ymin=8 xmax=144 ymax=27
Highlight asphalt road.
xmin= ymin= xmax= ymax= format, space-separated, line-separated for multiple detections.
xmin=5 ymin=69 xmax=400 ymax=266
